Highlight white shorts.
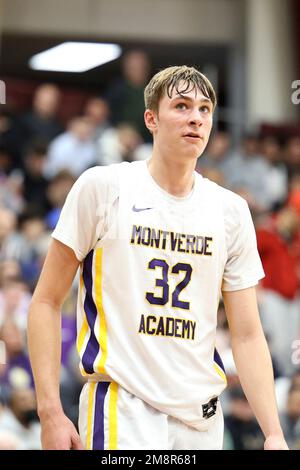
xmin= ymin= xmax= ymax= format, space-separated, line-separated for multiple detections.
xmin=78 ymin=381 xmax=224 ymax=450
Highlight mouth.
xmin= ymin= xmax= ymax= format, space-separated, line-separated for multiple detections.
xmin=182 ymin=133 xmax=202 ymax=141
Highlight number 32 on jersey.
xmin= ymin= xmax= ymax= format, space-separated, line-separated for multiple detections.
xmin=145 ymin=258 xmax=193 ymax=311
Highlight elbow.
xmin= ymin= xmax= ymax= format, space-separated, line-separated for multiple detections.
xmin=231 ymin=328 xmax=266 ymax=346
xmin=29 ymin=295 xmax=62 ymax=317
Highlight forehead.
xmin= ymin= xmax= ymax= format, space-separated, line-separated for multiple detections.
xmin=163 ymin=79 xmax=211 ymax=102
xmin=160 ymin=87 xmax=211 ymax=105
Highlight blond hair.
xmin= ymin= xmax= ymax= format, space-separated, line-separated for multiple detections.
xmin=144 ymin=65 xmax=217 ymax=112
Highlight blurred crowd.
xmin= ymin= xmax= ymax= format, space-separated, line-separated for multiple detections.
xmin=0 ymin=50 xmax=300 ymax=449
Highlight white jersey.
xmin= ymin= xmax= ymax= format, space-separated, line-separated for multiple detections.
xmin=52 ymin=160 xmax=264 ymax=430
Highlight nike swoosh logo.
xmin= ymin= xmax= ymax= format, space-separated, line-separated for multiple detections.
xmin=132 ymin=205 xmax=153 ymax=212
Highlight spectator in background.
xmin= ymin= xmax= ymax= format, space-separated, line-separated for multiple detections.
xmin=1 ymin=206 xmax=49 ymax=291
xmin=0 ymin=107 xmax=20 ymax=169
xmin=97 ymin=123 xmax=151 ymax=165
xmin=280 ymin=386 xmax=300 ymax=449
xmin=0 ymin=260 xmax=30 ymax=334
xmin=0 ymin=207 xmax=19 ymax=261
xmin=256 ymin=204 xmax=300 ymax=375
xmin=197 ymin=130 xmax=231 ymax=182
xmin=44 ymin=117 xmax=96 ymax=178
xmin=223 ymin=133 xmax=271 ymax=212
xmin=224 ymin=386 xmax=264 ymax=450
xmin=0 ymin=145 xmax=14 ymax=176
xmin=288 ymin=187 xmax=300 ymax=288
xmin=260 ymin=135 xmax=288 ymax=209
xmin=284 ymin=136 xmax=300 ymax=180
xmin=0 ymin=320 xmax=34 ymax=390
xmin=45 ymin=170 xmax=76 ymax=230
xmin=0 ymin=259 xmax=22 ymax=287
xmin=21 ymin=141 xmax=49 ymax=216
xmin=83 ymin=96 xmax=111 ymax=141
xmin=197 ymin=167 xmax=226 ymax=187
xmin=290 ymin=173 xmax=300 ymax=193
xmin=276 ymin=370 xmax=300 ymax=414
xmin=16 ymin=84 xmax=63 ymax=157
xmin=0 ymin=150 xmax=24 ymax=214
xmin=0 ymin=279 xmax=31 ymax=331
xmin=0 ymin=387 xmax=41 ymax=449
xmin=12 ymin=211 xmax=50 ymax=289
xmin=60 ymin=343 xmax=85 ymax=427
xmin=106 ymin=49 xmax=151 ymax=141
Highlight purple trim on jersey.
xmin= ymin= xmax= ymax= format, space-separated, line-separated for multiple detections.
xmin=82 ymin=250 xmax=100 ymax=374
xmin=93 ymin=382 xmax=110 ymax=450
xmin=214 ymin=348 xmax=226 ymax=374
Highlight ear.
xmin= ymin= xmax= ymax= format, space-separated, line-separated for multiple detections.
xmin=144 ymin=109 xmax=158 ymax=134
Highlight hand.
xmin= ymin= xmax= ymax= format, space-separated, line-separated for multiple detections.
xmin=40 ymin=410 xmax=84 ymax=450
xmin=264 ymin=435 xmax=289 ymax=450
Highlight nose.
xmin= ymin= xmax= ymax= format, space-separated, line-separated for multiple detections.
xmin=188 ymin=108 xmax=203 ymax=127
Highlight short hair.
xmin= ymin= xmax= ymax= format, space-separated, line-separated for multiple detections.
xmin=144 ymin=65 xmax=217 ymax=112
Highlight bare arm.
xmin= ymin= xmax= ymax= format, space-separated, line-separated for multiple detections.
xmin=27 ymin=238 xmax=84 ymax=449
xmin=223 ymin=286 xmax=288 ymax=450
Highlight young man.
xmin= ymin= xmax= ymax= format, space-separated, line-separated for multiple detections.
xmin=28 ymin=66 xmax=288 ymax=450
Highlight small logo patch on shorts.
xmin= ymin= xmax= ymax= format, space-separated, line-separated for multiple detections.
xmin=202 ymin=397 xmax=218 ymax=419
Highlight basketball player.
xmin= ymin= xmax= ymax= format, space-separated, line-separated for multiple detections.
xmin=28 ymin=66 xmax=288 ymax=450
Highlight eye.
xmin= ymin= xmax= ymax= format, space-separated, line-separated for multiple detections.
xmin=175 ymin=102 xmax=187 ymax=110
xmin=200 ymin=105 xmax=211 ymax=113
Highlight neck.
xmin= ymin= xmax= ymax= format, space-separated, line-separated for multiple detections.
xmin=147 ymin=149 xmax=197 ymax=197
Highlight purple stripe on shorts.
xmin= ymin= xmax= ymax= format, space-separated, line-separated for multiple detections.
xmin=93 ymin=382 xmax=110 ymax=450
xmin=82 ymin=250 xmax=100 ymax=374
xmin=214 ymin=347 xmax=226 ymax=374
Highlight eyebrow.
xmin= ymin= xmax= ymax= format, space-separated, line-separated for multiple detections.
xmin=172 ymin=94 xmax=212 ymax=104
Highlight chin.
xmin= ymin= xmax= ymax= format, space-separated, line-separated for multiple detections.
xmin=183 ymin=153 xmax=199 ymax=163
xmin=183 ymin=152 xmax=200 ymax=161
